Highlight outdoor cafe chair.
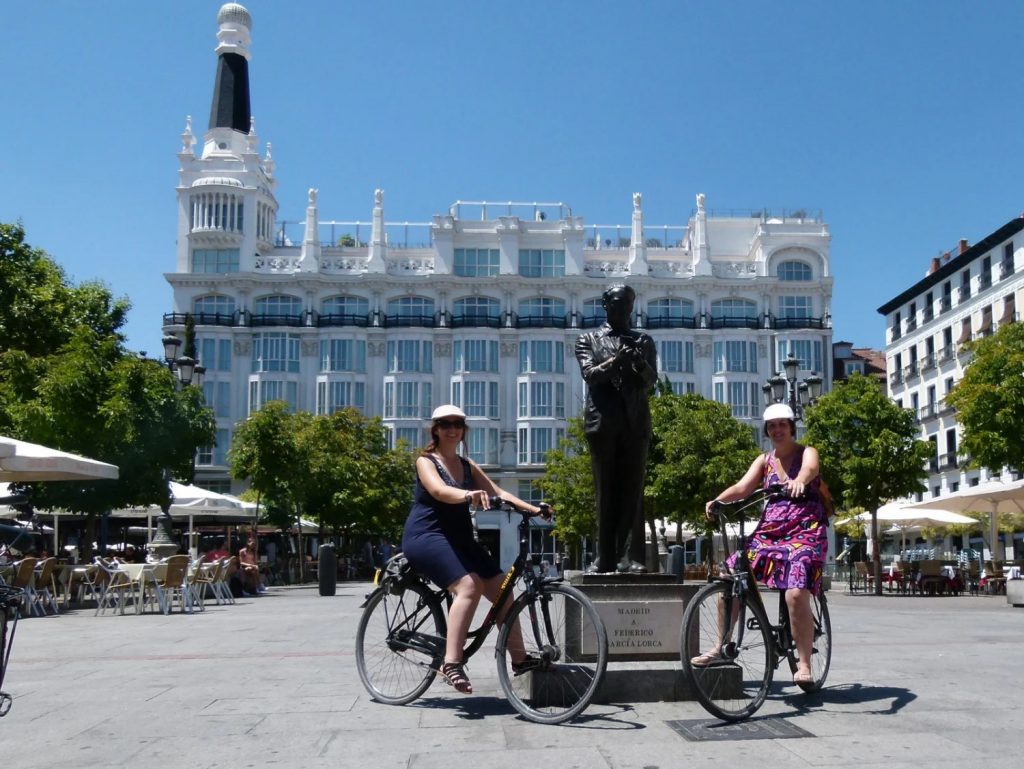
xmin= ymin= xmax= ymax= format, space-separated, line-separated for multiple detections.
xmin=30 ymin=557 xmax=59 ymax=616
xmin=8 ymin=557 xmax=37 ymax=617
xmin=183 ymin=559 xmax=206 ymax=612
xmin=916 ymin=560 xmax=948 ymax=596
xmin=191 ymin=558 xmax=220 ymax=605
xmin=94 ymin=559 xmax=140 ymax=616
xmin=142 ymin=555 xmax=191 ymax=615
xmin=984 ymin=561 xmax=1006 ymax=595
xmin=853 ymin=561 xmax=874 ymax=592
xmin=213 ymin=556 xmax=238 ymax=604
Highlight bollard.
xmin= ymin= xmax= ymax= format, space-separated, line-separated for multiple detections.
xmin=318 ymin=544 xmax=337 ymax=596
xmin=668 ymin=545 xmax=686 ymax=577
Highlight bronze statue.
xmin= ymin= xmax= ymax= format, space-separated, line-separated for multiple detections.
xmin=574 ymin=284 xmax=658 ymax=573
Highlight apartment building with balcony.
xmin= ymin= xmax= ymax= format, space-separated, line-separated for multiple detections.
xmin=878 ymin=216 xmax=1024 ymax=500
xmin=164 ymin=6 xmax=834 ymax=560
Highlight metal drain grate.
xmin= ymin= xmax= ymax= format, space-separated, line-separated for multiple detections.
xmin=666 ymin=718 xmax=813 ymax=741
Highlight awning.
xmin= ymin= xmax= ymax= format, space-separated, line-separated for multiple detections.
xmin=0 ymin=436 xmax=119 ymax=482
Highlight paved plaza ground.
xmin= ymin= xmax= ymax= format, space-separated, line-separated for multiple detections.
xmin=2 ymin=583 xmax=1021 ymax=769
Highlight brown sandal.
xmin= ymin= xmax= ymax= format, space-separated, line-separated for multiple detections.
xmin=440 ymin=661 xmax=473 ymax=694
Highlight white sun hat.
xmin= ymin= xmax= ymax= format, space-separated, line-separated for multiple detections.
xmin=762 ymin=403 xmax=795 ymax=421
xmin=431 ymin=404 xmax=467 ymax=421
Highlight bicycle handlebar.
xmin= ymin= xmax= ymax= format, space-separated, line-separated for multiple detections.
xmin=709 ymin=483 xmax=788 ymax=519
xmin=486 ymin=496 xmax=552 ymax=520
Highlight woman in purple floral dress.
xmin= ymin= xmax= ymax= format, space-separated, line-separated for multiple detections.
xmin=692 ymin=403 xmax=828 ymax=686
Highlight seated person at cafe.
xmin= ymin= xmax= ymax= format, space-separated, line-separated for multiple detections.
xmin=238 ymin=538 xmax=264 ymax=595
xmin=204 ymin=539 xmax=230 ymax=563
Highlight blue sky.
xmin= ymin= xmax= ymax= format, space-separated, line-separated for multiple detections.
xmin=3 ymin=1 xmax=1023 ymax=358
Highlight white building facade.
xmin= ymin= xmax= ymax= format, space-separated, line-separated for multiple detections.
xmin=878 ymin=217 xmax=1024 ymax=550
xmin=165 ymin=5 xmax=834 ymax=562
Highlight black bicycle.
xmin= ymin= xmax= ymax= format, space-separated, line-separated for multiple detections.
xmin=355 ymin=499 xmax=608 ymax=724
xmin=1 ymin=520 xmax=31 ymax=718
xmin=680 ymin=484 xmax=832 ymax=721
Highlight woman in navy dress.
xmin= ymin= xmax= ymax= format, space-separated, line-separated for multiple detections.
xmin=402 ymin=404 xmax=550 ymax=694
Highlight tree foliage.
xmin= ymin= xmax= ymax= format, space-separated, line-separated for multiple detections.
xmin=229 ymin=404 xmax=413 ymax=540
xmin=646 ymin=388 xmax=760 ymax=536
xmin=537 ymin=417 xmax=595 ymax=564
xmin=803 ymin=373 xmax=932 ymax=516
xmin=945 ymin=322 xmax=1024 ymax=473
xmin=0 ymin=222 xmax=214 ymax=528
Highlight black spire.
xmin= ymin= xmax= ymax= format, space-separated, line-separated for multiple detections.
xmin=208 ymin=52 xmax=251 ymax=133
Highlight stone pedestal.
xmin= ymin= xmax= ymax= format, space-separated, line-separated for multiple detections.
xmin=569 ymin=572 xmax=711 ymax=702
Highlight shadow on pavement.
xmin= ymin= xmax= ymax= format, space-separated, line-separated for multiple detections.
xmin=411 ymin=696 xmax=647 ymax=729
xmin=782 ymin=682 xmax=917 ymax=715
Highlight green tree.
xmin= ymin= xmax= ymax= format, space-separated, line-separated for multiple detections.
xmin=229 ymin=401 xmax=299 ymax=516
xmin=803 ymin=372 xmax=932 ymax=594
xmin=945 ymin=322 xmax=1024 ymax=473
xmin=647 ymin=389 xmax=760 ymax=550
xmin=537 ymin=417 xmax=594 ymax=568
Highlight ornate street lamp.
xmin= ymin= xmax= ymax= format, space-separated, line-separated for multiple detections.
xmin=148 ymin=335 xmax=204 ymax=559
xmin=763 ymin=354 xmax=823 ymax=422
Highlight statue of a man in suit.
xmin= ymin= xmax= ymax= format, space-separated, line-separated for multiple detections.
xmin=574 ymin=284 xmax=658 ymax=573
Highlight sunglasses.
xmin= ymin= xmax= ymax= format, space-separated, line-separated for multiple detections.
xmin=436 ymin=419 xmax=466 ymax=430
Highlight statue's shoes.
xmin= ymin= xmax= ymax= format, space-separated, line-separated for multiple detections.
xmin=616 ymin=560 xmax=648 ymax=574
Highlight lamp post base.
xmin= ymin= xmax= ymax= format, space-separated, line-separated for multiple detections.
xmin=147 ymin=515 xmax=180 ymax=561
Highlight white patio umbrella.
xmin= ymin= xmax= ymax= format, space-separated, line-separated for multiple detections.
xmin=852 ymin=504 xmax=980 ymax=554
xmin=904 ymin=477 xmax=1024 ymax=561
xmin=1 ymin=437 xmax=119 ymax=553
xmin=0 ymin=436 xmax=119 ymax=482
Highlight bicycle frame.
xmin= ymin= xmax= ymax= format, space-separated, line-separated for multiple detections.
xmin=371 ymin=502 xmax=554 ymax=665
xmin=707 ymin=486 xmax=794 ymax=667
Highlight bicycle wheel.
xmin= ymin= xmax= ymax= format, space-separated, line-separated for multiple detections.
xmin=355 ymin=581 xmax=446 ymax=705
xmin=786 ymin=590 xmax=832 ymax=693
xmin=681 ymin=580 xmax=773 ymax=721
xmin=495 ymin=583 xmax=608 ymax=724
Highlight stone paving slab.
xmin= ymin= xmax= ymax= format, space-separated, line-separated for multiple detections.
xmin=2 ymin=585 xmax=1022 ymax=769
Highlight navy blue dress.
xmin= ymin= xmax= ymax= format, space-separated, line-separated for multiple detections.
xmin=401 ymin=455 xmax=501 ymax=589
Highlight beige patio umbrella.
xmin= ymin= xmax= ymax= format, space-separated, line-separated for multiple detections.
xmin=904 ymin=477 xmax=1024 ymax=561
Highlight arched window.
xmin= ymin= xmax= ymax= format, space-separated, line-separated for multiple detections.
xmin=518 ymin=297 xmax=566 ymax=318
xmin=647 ymin=297 xmax=694 ymax=320
xmin=582 ymin=297 xmax=604 ymax=322
xmin=193 ymin=295 xmax=236 ymax=316
xmin=254 ymin=295 xmax=303 ymax=317
xmin=710 ymin=298 xmax=757 ymax=320
xmin=453 ymin=296 xmax=500 ymax=320
xmin=778 ymin=261 xmax=813 ymax=281
xmin=322 ymin=295 xmax=369 ymax=316
xmin=386 ymin=296 xmax=435 ymax=317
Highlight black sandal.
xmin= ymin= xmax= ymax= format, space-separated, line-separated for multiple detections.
xmin=511 ymin=654 xmax=542 ymax=676
xmin=440 ymin=661 xmax=473 ymax=694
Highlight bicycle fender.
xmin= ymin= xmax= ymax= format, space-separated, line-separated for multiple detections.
xmin=358 ymin=586 xmax=384 ymax=609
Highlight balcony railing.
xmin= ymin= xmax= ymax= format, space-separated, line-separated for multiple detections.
xmin=771 ymin=315 xmax=829 ymax=330
xmin=906 ymin=317 xmax=918 ymax=332
xmin=923 ymin=307 xmax=934 ymax=322
xmin=250 ymin=313 xmax=305 ymax=327
xmin=708 ymin=315 xmax=761 ymax=330
xmin=317 ymin=313 xmax=371 ymax=328
xmin=940 ymin=296 xmax=952 ymax=313
xmin=919 ymin=404 xmax=937 ymax=421
xmin=938 ymin=345 xmax=955 ymax=363
xmin=929 ymin=458 xmax=940 ymax=472
xmin=920 ymin=352 xmax=936 ymax=371
xmin=645 ymin=315 xmax=699 ymax=330
xmin=979 ymin=274 xmax=992 ymax=290
xmin=449 ymin=313 xmax=502 ymax=329
xmin=904 ymin=361 xmax=920 ymax=380
xmin=163 ymin=312 xmax=240 ymax=327
xmin=515 ymin=313 xmax=570 ymax=329
xmin=889 ymin=370 xmax=904 ymax=386
xmin=1000 ymin=260 xmax=1014 ymax=279
xmin=891 ymin=325 xmax=902 ymax=341
xmin=382 ymin=314 xmax=436 ymax=329
xmin=941 ymin=452 xmax=960 ymax=469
